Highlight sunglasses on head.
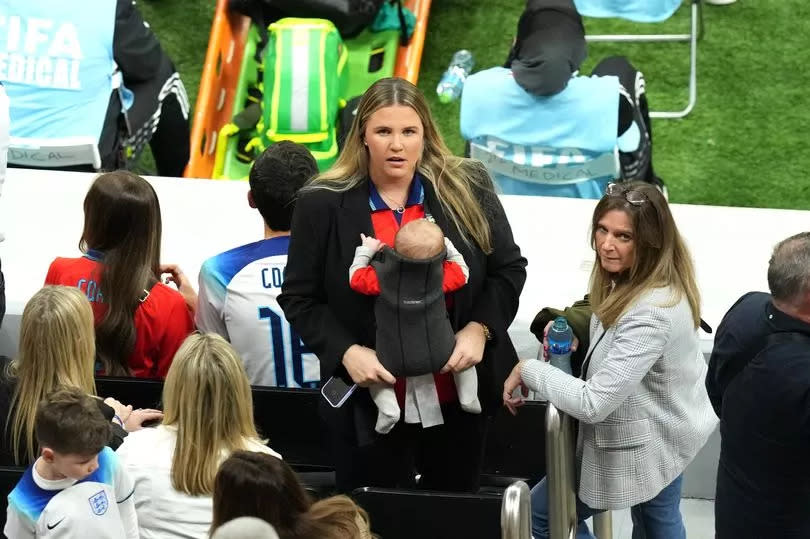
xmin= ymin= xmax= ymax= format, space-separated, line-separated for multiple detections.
xmin=605 ymin=183 xmax=647 ymax=206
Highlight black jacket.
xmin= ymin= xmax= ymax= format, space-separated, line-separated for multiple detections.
xmin=708 ymin=292 xmax=810 ymax=538
xmin=279 ymin=175 xmax=527 ymax=445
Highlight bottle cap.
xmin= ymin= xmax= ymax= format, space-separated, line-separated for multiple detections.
xmin=552 ymin=316 xmax=569 ymax=332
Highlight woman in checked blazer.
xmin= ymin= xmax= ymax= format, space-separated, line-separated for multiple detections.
xmin=504 ymin=182 xmax=717 ymax=539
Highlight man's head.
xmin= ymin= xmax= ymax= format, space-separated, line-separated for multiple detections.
xmin=248 ymin=142 xmax=318 ymax=232
xmin=394 ymin=220 xmax=445 ymax=260
xmin=36 ymin=388 xmax=110 ymax=480
xmin=509 ymin=0 xmax=586 ymax=97
xmin=768 ymin=232 xmax=810 ymax=311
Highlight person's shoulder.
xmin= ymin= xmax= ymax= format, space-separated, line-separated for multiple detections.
xmin=244 ymin=438 xmax=282 ymax=460
xmin=148 ymin=282 xmax=188 ymax=308
xmin=46 ymin=256 xmax=82 ymax=275
xmin=621 ymin=287 xmax=680 ymax=325
xmin=117 ymin=426 xmax=171 ymax=460
xmin=296 ymin=185 xmax=346 ymax=209
xmin=467 ymin=66 xmax=512 ymax=85
xmin=7 ymin=465 xmax=47 ymax=513
xmin=728 ymin=291 xmax=770 ymax=313
xmin=202 ymin=237 xmax=290 ymax=285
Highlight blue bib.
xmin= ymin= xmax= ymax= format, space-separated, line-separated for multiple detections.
xmin=0 ymin=1 xmax=117 ymax=141
xmin=461 ymin=67 xmax=620 ymax=153
xmin=461 ymin=67 xmax=622 ymax=199
xmin=573 ymin=0 xmax=681 ymax=22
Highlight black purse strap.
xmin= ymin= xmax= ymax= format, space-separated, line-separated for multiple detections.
xmin=580 ymin=330 xmax=607 ymax=380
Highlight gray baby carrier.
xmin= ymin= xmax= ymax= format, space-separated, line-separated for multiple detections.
xmin=371 ymin=246 xmax=456 ymax=377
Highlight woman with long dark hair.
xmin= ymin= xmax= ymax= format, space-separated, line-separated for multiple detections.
xmin=211 ymin=451 xmax=371 ymax=539
xmin=45 ymin=170 xmax=194 ymax=377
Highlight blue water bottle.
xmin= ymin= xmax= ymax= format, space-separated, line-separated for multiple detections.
xmin=548 ymin=316 xmax=574 ymax=375
xmin=436 ymin=50 xmax=474 ymax=104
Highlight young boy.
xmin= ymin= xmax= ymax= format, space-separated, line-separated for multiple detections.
xmin=5 ymin=388 xmax=138 ymax=538
xmin=350 ymin=219 xmax=481 ymax=434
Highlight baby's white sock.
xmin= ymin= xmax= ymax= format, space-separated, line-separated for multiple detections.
xmin=453 ymin=367 xmax=481 ymax=414
xmin=370 ymin=384 xmax=400 ymax=434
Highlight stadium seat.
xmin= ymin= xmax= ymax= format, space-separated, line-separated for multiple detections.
xmin=95 ymin=377 xmax=550 ymax=498
xmin=0 ymin=466 xmax=25 ymax=531
xmin=352 ymin=486 xmax=503 ymax=539
xmin=574 ymin=0 xmax=702 ymax=118
xmin=94 ymin=378 xmax=332 ymax=470
xmin=481 ymin=401 xmax=547 ymax=492
xmin=469 ymin=135 xmax=619 ymax=198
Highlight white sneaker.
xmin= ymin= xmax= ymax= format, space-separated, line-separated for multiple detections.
xmin=705 ymin=0 xmax=736 ymax=5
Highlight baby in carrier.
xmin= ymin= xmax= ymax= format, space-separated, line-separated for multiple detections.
xmin=349 ymin=219 xmax=481 ymax=434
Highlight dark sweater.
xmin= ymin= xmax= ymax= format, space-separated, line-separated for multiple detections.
xmin=708 ymin=292 xmax=810 ymax=538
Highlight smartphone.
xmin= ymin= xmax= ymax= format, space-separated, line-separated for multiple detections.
xmin=321 ymin=376 xmax=357 ymax=408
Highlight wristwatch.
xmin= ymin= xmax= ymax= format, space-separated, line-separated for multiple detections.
xmin=479 ymin=322 xmax=493 ymax=342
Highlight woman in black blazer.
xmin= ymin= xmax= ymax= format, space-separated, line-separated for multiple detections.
xmin=278 ymin=78 xmax=527 ymax=493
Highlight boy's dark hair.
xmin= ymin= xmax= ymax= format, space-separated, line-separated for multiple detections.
xmin=249 ymin=141 xmax=318 ymax=231
xmin=35 ymin=388 xmax=111 ymax=456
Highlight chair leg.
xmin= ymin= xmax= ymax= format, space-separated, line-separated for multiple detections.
xmin=585 ymin=2 xmax=702 ymax=119
xmin=650 ymin=1 xmax=700 ymax=119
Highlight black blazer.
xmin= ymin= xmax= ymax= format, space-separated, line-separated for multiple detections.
xmin=279 ymin=174 xmax=527 ymax=444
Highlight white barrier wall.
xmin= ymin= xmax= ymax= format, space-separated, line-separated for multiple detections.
xmin=1 ymin=168 xmax=808 ymax=499
xmin=3 ymin=168 xmax=808 ymax=358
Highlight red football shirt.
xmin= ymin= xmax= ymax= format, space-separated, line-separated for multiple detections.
xmin=45 ymin=256 xmax=194 ymax=378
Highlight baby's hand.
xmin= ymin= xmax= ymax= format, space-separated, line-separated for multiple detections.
xmin=360 ymin=233 xmax=384 ymax=252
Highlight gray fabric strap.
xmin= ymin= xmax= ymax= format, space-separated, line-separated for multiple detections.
xmin=403 ymin=374 xmax=444 ymax=427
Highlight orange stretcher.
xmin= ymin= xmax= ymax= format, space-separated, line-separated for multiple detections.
xmin=185 ymin=0 xmax=432 ymax=179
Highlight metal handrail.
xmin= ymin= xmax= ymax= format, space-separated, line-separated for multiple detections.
xmin=546 ymin=403 xmax=613 ymax=539
xmin=501 ymin=480 xmax=532 ymax=539
xmin=546 ymin=404 xmax=578 ymax=539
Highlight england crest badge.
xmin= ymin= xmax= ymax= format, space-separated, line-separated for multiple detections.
xmin=88 ymin=490 xmax=109 ymax=516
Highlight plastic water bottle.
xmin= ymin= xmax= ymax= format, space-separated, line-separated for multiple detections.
xmin=436 ymin=50 xmax=474 ymax=104
xmin=548 ymin=317 xmax=574 ymax=375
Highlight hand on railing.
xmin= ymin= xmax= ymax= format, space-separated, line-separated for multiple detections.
xmin=503 ymin=359 xmax=530 ymax=415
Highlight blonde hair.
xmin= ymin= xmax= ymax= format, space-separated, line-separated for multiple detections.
xmin=588 ymin=182 xmax=701 ymax=328
xmin=162 ymin=333 xmax=261 ymax=496
xmin=7 ymin=286 xmax=97 ymax=464
xmin=306 ymin=77 xmax=495 ymax=253
xmin=395 ymin=219 xmax=444 ymax=259
xmin=308 ymin=495 xmax=373 ymax=539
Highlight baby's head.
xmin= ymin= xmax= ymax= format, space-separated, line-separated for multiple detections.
xmin=394 ymin=219 xmax=445 ymax=260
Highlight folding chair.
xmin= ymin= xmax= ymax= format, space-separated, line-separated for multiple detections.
xmin=469 ymin=135 xmax=620 ymax=199
xmin=574 ymin=0 xmax=703 ymax=119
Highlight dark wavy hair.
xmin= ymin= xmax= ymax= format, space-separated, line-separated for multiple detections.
xmin=80 ymin=171 xmax=161 ymax=375
xmin=212 ymin=451 xmax=372 ymax=539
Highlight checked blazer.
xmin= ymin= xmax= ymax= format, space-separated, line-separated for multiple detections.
xmin=522 ymin=287 xmax=717 ymax=509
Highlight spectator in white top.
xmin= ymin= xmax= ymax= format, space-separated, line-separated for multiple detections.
xmin=117 ymin=333 xmax=281 ymax=539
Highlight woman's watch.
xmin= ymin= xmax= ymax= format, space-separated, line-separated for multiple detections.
xmin=479 ymin=322 xmax=494 ymax=341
